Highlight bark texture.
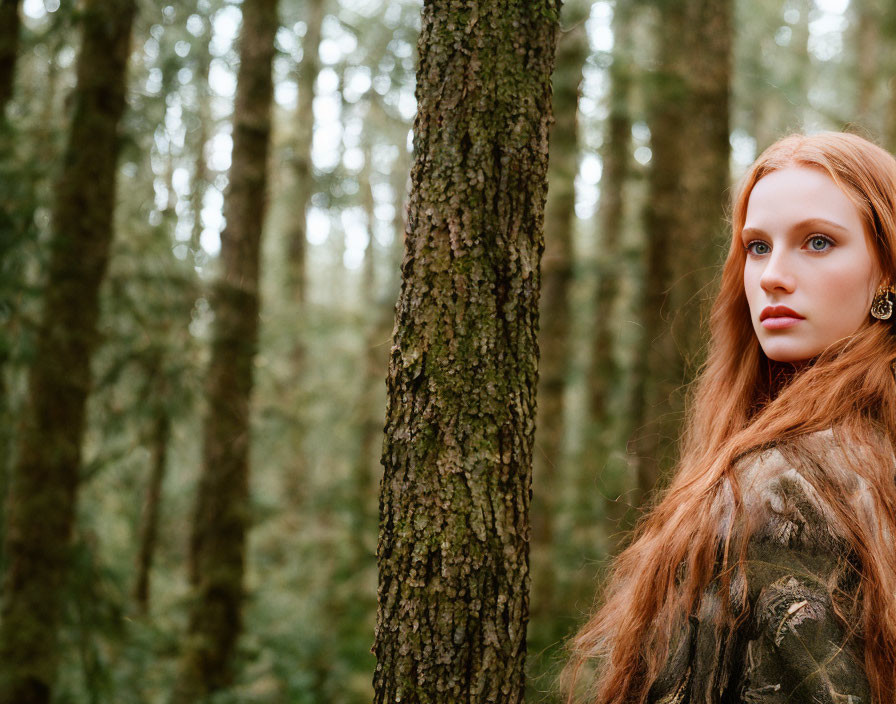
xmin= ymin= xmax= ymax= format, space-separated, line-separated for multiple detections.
xmin=0 ymin=0 xmax=135 ymax=701
xmin=170 ymin=0 xmax=278 ymax=700
xmin=530 ymin=0 xmax=588 ymax=629
xmin=373 ymin=0 xmax=560 ymax=701
xmin=632 ymin=0 xmax=731 ymax=501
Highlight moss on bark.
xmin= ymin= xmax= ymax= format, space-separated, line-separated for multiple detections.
xmin=373 ymin=1 xmax=559 ymax=702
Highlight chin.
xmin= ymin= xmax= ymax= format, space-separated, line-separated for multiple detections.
xmin=760 ymin=345 xmax=815 ymax=364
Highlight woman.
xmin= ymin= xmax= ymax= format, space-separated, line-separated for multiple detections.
xmin=564 ymin=132 xmax=896 ymax=703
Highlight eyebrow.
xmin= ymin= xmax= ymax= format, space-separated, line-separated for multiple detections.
xmin=741 ymin=218 xmax=850 ymax=239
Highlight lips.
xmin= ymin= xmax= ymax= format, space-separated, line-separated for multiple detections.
xmin=760 ymin=305 xmax=804 ymax=322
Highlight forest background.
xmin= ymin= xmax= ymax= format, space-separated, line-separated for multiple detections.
xmin=0 ymin=0 xmax=894 ymax=701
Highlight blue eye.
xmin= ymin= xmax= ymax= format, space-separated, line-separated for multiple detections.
xmin=746 ymin=240 xmax=770 ymax=255
xmin=807 ymin=235 xmax=832 ymax=251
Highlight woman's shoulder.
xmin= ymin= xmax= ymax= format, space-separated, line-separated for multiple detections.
xmin=726 ymin=428 xmax=891 ymax=550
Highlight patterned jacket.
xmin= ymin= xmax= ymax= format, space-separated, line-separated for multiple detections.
xmin=647 ymin=430 xmax=883 ymax=704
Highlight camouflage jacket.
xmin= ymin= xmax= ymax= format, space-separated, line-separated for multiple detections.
xmin=647 ymin=431 xmax=880 ymax=704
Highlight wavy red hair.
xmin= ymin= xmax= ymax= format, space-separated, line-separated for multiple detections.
xmin=562 ymin=132 xmax=896 ymax=703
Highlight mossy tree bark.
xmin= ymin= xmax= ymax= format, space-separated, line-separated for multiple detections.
xmin=170 ymin=0 xmax=278 ymax=700
xmin=372 ymin=0 xmax=559 ymax=701
xmin=530 ymin=0 xmax=588 ymax=641
xmin=0 ymin=0 xmax=135 ymax=701
xmin=631 ymin=0 xmax=731 ymax=502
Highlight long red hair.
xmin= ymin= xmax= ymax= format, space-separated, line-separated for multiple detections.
xmin=563 ymin=132 xmax=896 ymax=703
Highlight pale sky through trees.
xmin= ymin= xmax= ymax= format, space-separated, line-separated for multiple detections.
xmin=19 ymin=0 xmax=853 ymax=268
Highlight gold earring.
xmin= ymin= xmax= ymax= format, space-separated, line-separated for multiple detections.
xmin=871 ymin=283 xmax=895 ymax=320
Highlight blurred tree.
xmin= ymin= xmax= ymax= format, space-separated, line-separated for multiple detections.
xmin=587 ymin=0 xmax=635 ymax=554
xmin=885 ymin=4 xmax=896 ymax=153
xmin=130 ymin=0 xmax=210 ymax=617
xmin=0 ymin=0 xmax=23 ymax=563
xmin=189 ymin=11 xmax=213 ymax=254
xmin=0 ymin=0 xmax=20 ymax=118
xmin=788 ymin=0 xmax=812 ymax=130
xmin=350 ymin=121 xmax=391 ymax=554
xmin=0 ymin=1 xmax=75 ymax=579
xmin=372 ymin=0 xmax=559 ymax=700
xmin=169 ymin=0 xmax=278 ymax=700
xmin=0 ymin=0 xmax=136 ymax=701
xmin=286 ymin=0 xmax=323 ymax=312
xmin=745 ymin=0 xmax=811 ymax=151
xmin=530 ymin=0 xmax=588 ymax=652
xmin=631 ymin=0 xmax=731 ymax=502
xmin=852 ymin=0 xmax=884 ymax=136
xmin=281 ymin=0 xmax=323 ymax=505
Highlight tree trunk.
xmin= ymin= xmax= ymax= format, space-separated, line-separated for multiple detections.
xmin=280 ymin=0 xmax=323 ymax=505
xmin=853 ymin=0 xmax=881 ymax=136
xmin=352 ymin=141 xmax=411 ymax=548
xmin=675 ymin=0 xmax=731 ymax=368
xmin=133 ymin=386 xmax=170 ymax=614
xmin=790 ymin=0 xmax=811 ymax=130
xmin=170 ymin=0 xmax=278 ymax=700
xmin=189 ymin=12 xmax=213 ymax=257
xmin=372 ymin=0 xmax=559 ymax=701
xmin=286 ymin=0 xmax=323 ymax=307
xmin=0 ymin=1 xmax=135 ymax=701
xmin=350 ymin=136 xmax=383 ymax=556
xmin=587 ymin=0 xmax=635 ymax=553
xmin=529 ymin=0 xmax=587 ymax=636
xmin=0 ymin=0 xmax=25 ymax=571
xmin=631 ymin=0 xmax=731 ymax=502
xmin=0 ymin=0 xmax=20 ymax=119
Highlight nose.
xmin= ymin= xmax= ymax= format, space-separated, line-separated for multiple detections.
xmin=759 ymin=249 xmax=796 ymax=294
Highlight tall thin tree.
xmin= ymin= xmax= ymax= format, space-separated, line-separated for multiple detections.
xmin=587 ymin=0 xmax=635 ymax=553
xmin=170 ymin=0 xmax=278 ymax=700
xmin=372 ymin=0 xmax=560 ymax=700
xmin=281 ymin=0 xmax=324 ymax=504
xmin=530 ymin=0 xmax=588 ymax=645
xmin=0 ymin=0 xmax=136 ymax=701
xmin=0 ymin=0 xmax=20 ymax=119
xmin=631 ymin=0 xmax=731 ymax=501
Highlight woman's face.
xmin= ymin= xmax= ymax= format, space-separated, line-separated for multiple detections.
xmin=742 ymin=166 xmax=881 ymax=363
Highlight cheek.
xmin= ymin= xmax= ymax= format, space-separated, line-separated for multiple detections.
xmin=742 ymin=267 xmax=761 ymax=312
xmin=819 ymin=267 xmax=874 ymax=331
